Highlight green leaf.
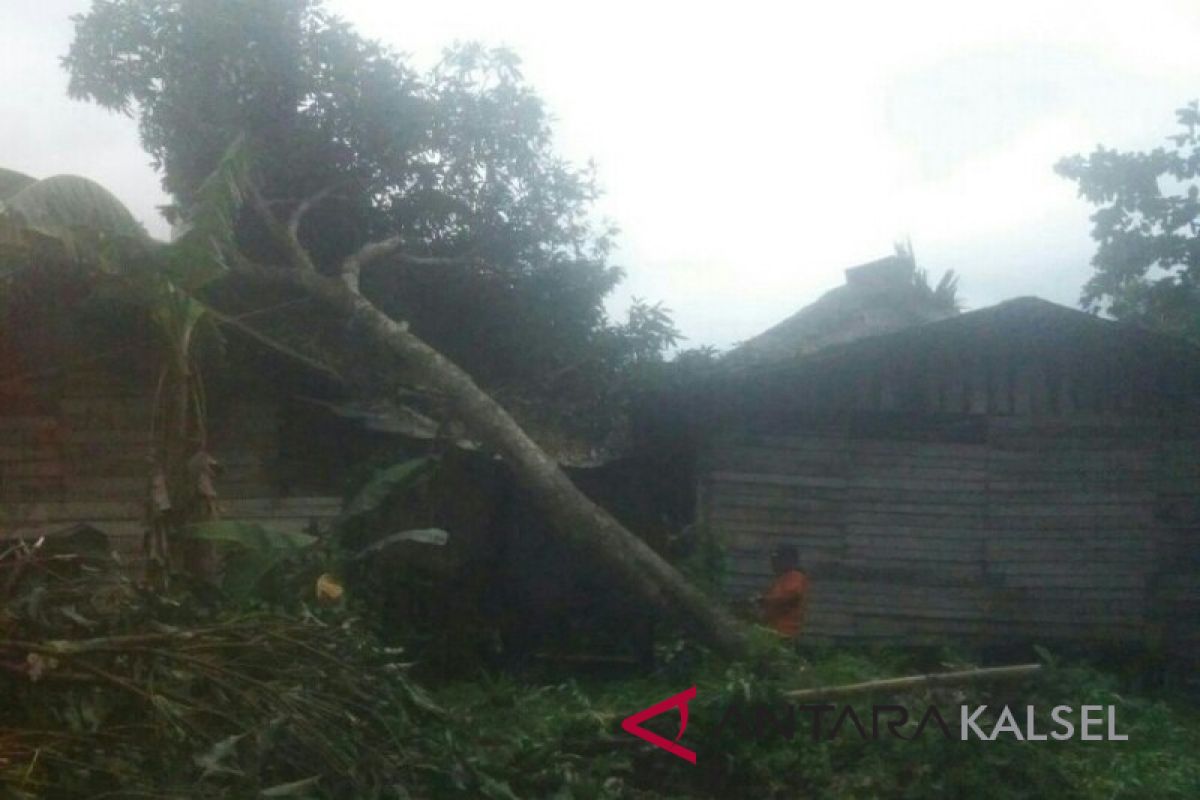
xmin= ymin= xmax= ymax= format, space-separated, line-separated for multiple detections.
xmin=182 ymin=521 xmax=316 ymax=552
xmin=349 ymin=528 xmax=449 ymax=561
xmin=344 ymin=457 xmax=434 ymax=519
xmin=182 ymin=521 xmax=317 ymax=601
xmin=163 ymin=134 xmax=252 ymax=289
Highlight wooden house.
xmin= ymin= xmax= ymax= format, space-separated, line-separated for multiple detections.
xmin=0 ymin=276 xmax=352 ymax=562
xmin=0 ymin=167 xmax=670 ymax=667
xmin=0 ymin=171 xmax=346 ymax=561
xmin=0 ymin=275 xmax=672 ymax=670
xmin=678 ymin=288 xmax=1200 ymax=657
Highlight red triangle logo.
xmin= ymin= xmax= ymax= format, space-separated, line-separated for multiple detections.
xmin=620 ymin=686 xmax=697 ymax=764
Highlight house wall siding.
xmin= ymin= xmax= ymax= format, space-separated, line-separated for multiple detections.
xmin=0 ymin=368 xmax=341 ymax=561
xmin=700 ymin=415 xmax=1200 ymax=655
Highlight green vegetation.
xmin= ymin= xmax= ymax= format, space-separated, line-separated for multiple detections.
xmin=1058 ymin=100 xmax=1200 ymax=342
xmin=64 ymin=0 xmax=682 ymax=439
xmin=419 ymin=646 xmax=1200 ymax=799
xmin=0 ymin=537 xmax=424 ymax=798
xmin=2 ymin=4 xmax=1198 ymax=798
xmin=2 ymin=534 xmax=1196 ymax=799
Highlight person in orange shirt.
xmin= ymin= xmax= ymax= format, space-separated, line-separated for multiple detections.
xmin=756 ymin=545 xmax=809 ymax=639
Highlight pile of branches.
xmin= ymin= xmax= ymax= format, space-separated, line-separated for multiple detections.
xmin=0 ymin=534 xmax=439 ymax=799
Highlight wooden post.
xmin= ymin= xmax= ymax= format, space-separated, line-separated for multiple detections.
xmin=784 ymin=663 xmax=1041 ymax=701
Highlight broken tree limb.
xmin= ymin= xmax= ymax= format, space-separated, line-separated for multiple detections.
xmin=292 ymin=266 xmax=752 ymax=655
xmin=232 ymin=183 xmax=754 ymax=658
xmin=204 ymin=304 xmax=346 ymax=386
xmin=287 ymin=184 xmax=341 ymax=240
xmin=784 ymin=663 xmax=1042 ymax=702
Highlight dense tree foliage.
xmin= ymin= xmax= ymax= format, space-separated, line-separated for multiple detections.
xmin=62 ymin=0 xmax=750 ymax=652
xmin=1057 ymin=102 xmax=1200 ymax=341
xmin=65 ymin=0 xmax=677 ymax=431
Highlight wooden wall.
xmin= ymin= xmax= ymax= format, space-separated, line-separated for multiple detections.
xmin=0 ymin=368 xmax=341 ymax=561
xmin=700 ymin=415 xmax=1200 ymax=656
xmin=738 ymin=335 xmax=1198 ymax=422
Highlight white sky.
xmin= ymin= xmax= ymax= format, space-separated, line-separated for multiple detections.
xmin=4 ymin=0 xmax=1200 ymax=348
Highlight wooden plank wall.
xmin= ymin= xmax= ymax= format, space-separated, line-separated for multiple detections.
xmin=701 ymin=417 xmax=1200 ymax=653
xmin=984 ymin=421 xmax=1157 ymax=642
xmin=758 ymin=342 xmax=1195 ymax=419
xmin=1 ymin=373 xmax=341 ymax=559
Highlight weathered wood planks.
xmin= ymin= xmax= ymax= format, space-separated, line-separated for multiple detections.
xmin=702 ymin=417 xmax=1200 ymax=649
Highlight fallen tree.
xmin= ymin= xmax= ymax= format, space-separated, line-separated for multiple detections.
xmin=0 ymin=152 xmax=752 ymax=656
xmin=191 ymin=144 xmax=756 ymax=657
xmin=60 ymin=1 xmax=753 ymax=655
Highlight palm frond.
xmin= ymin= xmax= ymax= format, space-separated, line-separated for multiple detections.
xmin=161 ymin=135 xmax=254 ymax=289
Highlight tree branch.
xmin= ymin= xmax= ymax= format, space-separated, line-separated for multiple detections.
xmin=340 ymin=235 xmax=401 ymax=293
xmin=204 ymin=304 xmax=346 ymax=386
xmin=339 ymin=239 xmax=488 ymax=292
xmin=287 ymin=185 xmax=340 ymax=240
xmin=263 ymin=259 xmax=752 ymax=656
xmin=395 ymin=252 xmax=488 ymax=268
xmin=247 ymin=182 xmax=319 ymax=274
xmin=227 ymin=173 xmax=754 ymax=656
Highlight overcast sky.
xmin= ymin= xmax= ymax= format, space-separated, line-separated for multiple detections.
xmin=5 ymin=1 xmax=1200 ymax=349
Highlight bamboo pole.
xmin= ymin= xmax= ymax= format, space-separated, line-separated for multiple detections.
xmin=784 ymin=663 xmax=1041 ymax=701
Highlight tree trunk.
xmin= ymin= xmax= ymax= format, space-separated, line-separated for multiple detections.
xmin=163 ymin=352 xmax=218 ymax=581
xmin=276 ymin=266 xmax=752 ymax=656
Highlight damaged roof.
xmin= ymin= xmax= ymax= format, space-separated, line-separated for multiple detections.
xmin=725 ymin=254 xmax=960 ymax=365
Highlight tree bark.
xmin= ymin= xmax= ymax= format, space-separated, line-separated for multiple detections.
xmin=233 ymin=249 xmax=752 ymax=656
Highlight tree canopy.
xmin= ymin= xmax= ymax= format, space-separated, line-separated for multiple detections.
xmin=1057 ymin=101 xmax=1200 ymax=342
xmin=60 ymin=1 xmax=749 ymax=651
xmin=64 ymin=0 xmax=677 ymax=434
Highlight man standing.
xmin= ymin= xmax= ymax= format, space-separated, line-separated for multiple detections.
xmin=757 ymin=545 xmax=809 ymax=639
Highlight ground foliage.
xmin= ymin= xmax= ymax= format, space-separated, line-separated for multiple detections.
xmin=3 ymin=530 xmax=1197 ymax=799
xmin=0 ymin=463 xmax=1197 ymax=798
xmin=413 ymin=640 xmax=1199 ymax=800
xmin=0 ymin=537 xmax=437 ymax=799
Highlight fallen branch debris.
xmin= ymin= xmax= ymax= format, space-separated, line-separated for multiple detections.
xmin=784 ymin=663 xmax=1042 ymax=702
